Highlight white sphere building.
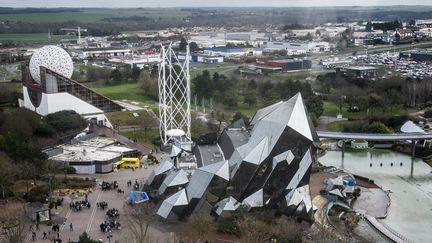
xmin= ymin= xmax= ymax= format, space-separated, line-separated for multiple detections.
xmin=21 ymin=45 xmax=123 ymax=128
xmin=29 ymin=45 xmax=74 ymax=84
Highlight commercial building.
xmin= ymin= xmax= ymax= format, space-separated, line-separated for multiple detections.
xmin=251 ymin=59 xmax=312 ymax=73
xmin=400 ymin=50 xmax=432 ymax=62
xmin=147 ymin=94 xmax=320 ymax=220
xmin=262 ymin=41 xmax=331 ymax=55
xmin=203 ymin=47 xmax=263 ymax=57
xmin=46 ymin=136 xmax=138 ymax=174
xmin=177 ymin=53 xmax=224 ymax=63
xmin=76 ymin=48 xmax=131 ymax=59
xmin=335 ymin=66 xmax=378 ymax=78
xmin=109 ymin=51 xmax=161 ymax=68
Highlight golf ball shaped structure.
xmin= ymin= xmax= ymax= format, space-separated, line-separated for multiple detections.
xmin=29 ymin=45 xmax=73 ymax=84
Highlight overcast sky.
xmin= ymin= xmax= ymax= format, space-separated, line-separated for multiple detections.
xmin=2 ymin=0 xmax=432 ymax=8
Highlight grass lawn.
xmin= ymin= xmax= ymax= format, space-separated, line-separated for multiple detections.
xmin=89 ymin=82 xmax=150 ymax=104
xmin=0 ymin=33 xmax=76 ymax=44
xmin=106 ymin=110 xmax=156 ymax=127
xmin=120 ymin=129 xmax=159 ymax=148
xmin=226 ymin=104 xmax=259 ymax=117
xmin=322 ymin=101 xmax=417 ymax=120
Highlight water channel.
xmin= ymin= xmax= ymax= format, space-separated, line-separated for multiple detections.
xmin=319 ymin=149 xmax=432 ymax=243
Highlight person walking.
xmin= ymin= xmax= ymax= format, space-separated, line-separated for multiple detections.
xmin=32 ymin=231 xmax=36 ymax=241
xmin=43 ymin=231 xmax=47 ymax=239
xmin=69 ymin=222 xmax=73 ymax=232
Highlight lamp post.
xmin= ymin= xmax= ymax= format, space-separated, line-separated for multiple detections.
xmin=107 ymin=230 xmax=113 ymax=243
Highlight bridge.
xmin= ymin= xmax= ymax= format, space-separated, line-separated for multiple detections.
xmin=317 ymin=131 xmax=432 ymax=141
xmin=316 ymin=131 xmax=432 ymax=158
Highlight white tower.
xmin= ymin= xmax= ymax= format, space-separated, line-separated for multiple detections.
xmin=158 ymin=43 xmax=191 ymax=145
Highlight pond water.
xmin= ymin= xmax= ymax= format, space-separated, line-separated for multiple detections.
xmin=319 ymin=150 xmax=432 ymax=243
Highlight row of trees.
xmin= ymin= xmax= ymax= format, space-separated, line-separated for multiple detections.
xmin=192 ymin=70 xmax=323 ymax=119
xmin=0 ymin=108 xmax=86 ymax=199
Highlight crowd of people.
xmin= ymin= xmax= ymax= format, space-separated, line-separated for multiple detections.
xmin=97 ymin=201 xmax=108 ymax=210
xmin=99 ymin=219 xmax=121 ymax=232
xmin=101 ymin=181 xmax=119 ymax=191
xmin=106 ymin=208 xmax=120 ymax=220
xmin=69 ymin=200 xmax=91 ymax=211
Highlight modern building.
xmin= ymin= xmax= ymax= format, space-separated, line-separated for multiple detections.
xmin=262 ymin=41 xmax=331 ymax=54
xmin=335 ymin=66 xmax=378 ymax=78
xmin=203 ymin=47 xmax=263 ymax=57
xmin=20 ymin=45 xmax=124 ymax=127
xmin=400 ymin=50 xmax=432 ymax=62
xmin=148 ymin=93 xmax=320 ymax=220
xmin=177 ymin=53 xmax=224 ymax=63
xmin=251 ymin=59 xmax=312 ymax=73
xmin=45 ymin=136 xmax=138 ymax=174
xmin=76 ymin=48 xmax=131 ymax=59
xmin=109 ymin=51 xmax=161 ymax=68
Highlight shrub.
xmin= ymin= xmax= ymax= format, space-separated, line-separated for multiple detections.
xmin=28 ymin=185 xmax=49 ymax=203
xmin=217 ymin=220 xmax=240 ymax=236
xmin=35 ymin=123 xmax=56 ymax=137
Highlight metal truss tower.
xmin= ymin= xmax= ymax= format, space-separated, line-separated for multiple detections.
xmin=158 ymin=43 xmax=191 ymax=145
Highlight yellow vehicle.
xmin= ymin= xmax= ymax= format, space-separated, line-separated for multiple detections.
xmin=113 ymin=161 xmax=124 ymax=171
xmin=120 ymin=157 xmax=141 ymax=169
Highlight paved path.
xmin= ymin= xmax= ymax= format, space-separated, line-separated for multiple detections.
xmin=26 ymin=166 xmax=173 ymax=243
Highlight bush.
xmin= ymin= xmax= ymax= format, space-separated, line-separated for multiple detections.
xmin=27 ymin=185 xmax=49 ymax=203
xmin=365 ymin=121 xmax=394 ymax=134
xmin=35 ymin=123 xmax=56 ymax=137
xmin=424 ymin=109 xmax=432 ymax=118
xmin=64 ymin=166 xmax=76 ymax=174
xmin=217 ymin=220 xmax=240 ymax=236
xmin=46 ymin=110 xmax=86 ymax=132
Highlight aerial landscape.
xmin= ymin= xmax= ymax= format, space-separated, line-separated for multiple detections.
xmin=1 ymin=0 xmax=432 ymax=242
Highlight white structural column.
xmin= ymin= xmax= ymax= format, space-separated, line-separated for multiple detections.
xmin=158 ymin=43 xmax=191 ymax=145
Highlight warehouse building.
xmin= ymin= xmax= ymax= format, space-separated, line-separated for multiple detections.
xmin=250 ymin=59 xmax=312 ymax=73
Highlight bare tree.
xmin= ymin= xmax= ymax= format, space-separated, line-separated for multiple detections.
xmin=122 ymin=203 xmax=157 ymax=243
xmin=0 ymin=204 xmax=28 ymax=243
xmin=186 ymin=213 xmax=216 ymax=241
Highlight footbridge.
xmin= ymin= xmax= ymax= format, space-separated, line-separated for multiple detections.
xmin=317 ymin=131 xmax=432 ymax=158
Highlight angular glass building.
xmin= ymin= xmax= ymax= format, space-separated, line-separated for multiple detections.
xmin=147 ymin=93 xmax=319 ymax=220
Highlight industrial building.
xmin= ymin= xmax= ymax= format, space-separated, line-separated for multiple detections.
xmin=400 ymin=50 xmax=432 ymax=62
xmin=46 ymin=136 xmax=138 ymax=174
xmin=76 ymin=48 xmax=131 ymax=59
xmin=262 ymin=41 xmax=331 ymax=55
xmin=109 ymin=51 xmax=161 ymax=68
xmin=147 ymin=94 xmax=319 ymax=220
xmin=20 ymin=45 xmax=124 ymax=127
xmin=250 ymin=59 xmax=312 ymax=73
xmin=335 ymin=66 xmax=378 ymax=78
xmin=203 ymin=47 xmax=263 ymax=57
xmin=177 ymin=53 xmax=224 ymax=63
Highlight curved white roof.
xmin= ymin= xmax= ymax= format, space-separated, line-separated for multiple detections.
xmin=166 ymin=129 xmax=186 ymax=137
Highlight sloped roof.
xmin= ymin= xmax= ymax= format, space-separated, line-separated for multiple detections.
xmin=242 ymin=189 xmax=264 ymax=208
xmin=199 ymin=160 xmax=230 ymax=181
xmin=401 ymin=120 xmax=425 ymax=134
xmin=285 ymin=185 xmax=313 ymax=212
xmin=214 ymin=196 xmax=239 ymax=215
xmin=157 ymin=189 xmax=188 ymax=218
xmin=158 ymin=169 xmax=189 ymax=195
xmin=285 ymin=149 xmax=312 ymax=190
xmin=272 ymin=150 xmax=294 ymax=169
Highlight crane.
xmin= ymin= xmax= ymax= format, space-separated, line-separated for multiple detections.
xmin=60 ymin=27 xmax=87 ymax=44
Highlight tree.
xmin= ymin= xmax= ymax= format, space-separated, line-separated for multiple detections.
xmin=306 ymin=95 xmax=324 ymax=117
xmin=138 ymin=111 xmax=158 ymax=139
xmin=138 ymin=71 xmax=159 ymax=100
xmin=179 ymin=37 xmax=188 ymax=51
xmin=0 ymin=204 xmax=28 ymax=243
xmin=110 ymin=68 xmax=122 ymax=84
xmin=365 ymin=121 xmax=394 ymax=134
xmin=189 ymin=42 xmax=199 ymax=52
xmin=78 ymin=232 xmax=98 ymax=243
xmin=0 ymin=153 xmax=16 ymax=198
xmin=124 ymin=204 xmax=157 ymax=243
xmin=187 ymin=214 xmax=216 ymax=240
xmin=237 ymin=216 xmax=270 ymax=243
xmin=365 ymin=21 xmax=373 ymax=31
xmin=244 ymin=90 xmax=258 ymax=107
xmin=131 ymin=66 xmax=141 ymax=81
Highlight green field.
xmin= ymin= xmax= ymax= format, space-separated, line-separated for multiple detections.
xmin=89 ymin=82 xmax=149 ymax=104
xmin=0 ymin=33 xmax=76 ymax=44
xmin=322 ymin=101 xmax=417 ymax=120
xmin=120 ymin=129 xmax=159 ymax=148
xmin=0 ymin=9 xmax=190 ymax=23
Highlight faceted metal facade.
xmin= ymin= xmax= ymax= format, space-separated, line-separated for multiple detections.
xmin=150 ymin=93 xmax=319 ymax=220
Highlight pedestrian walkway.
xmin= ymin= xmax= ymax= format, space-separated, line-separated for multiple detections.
xmin=365 ymin=215 xmax=412 ymax=243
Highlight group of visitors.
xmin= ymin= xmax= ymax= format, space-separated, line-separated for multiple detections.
xmin=101 ymin=181 xmax=119 ymax=191
xmin=97 ymin=201 xmax=108 ymax=210
xmin=70 ymin=200 xmax=91 ymax=211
